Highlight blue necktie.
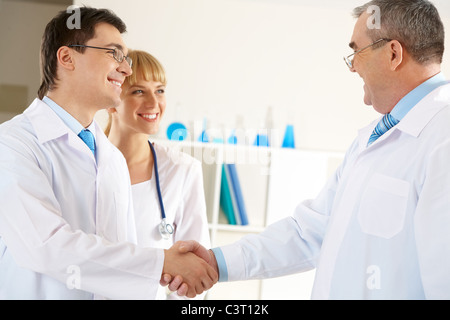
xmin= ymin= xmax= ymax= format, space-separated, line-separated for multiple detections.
xmin=367 ymin=113 xmax=399 ymax=146
xmin=78 ymin=129 xmax=96 ymax=155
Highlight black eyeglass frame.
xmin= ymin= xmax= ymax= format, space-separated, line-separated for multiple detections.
xmin=343 ymin=38 xmax=392 ymax=69
xmin=68 ymin=44 xmax=133 ymax=67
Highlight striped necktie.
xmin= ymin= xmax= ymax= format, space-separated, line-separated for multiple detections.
xmin=78 ymin=129 xmax=96 ymax=155
xmin=367 ymin=113 xmax=399 ymax=146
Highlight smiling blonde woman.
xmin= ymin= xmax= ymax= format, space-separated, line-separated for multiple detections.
xmin=106 ymin=50 xmax=211 ymax=300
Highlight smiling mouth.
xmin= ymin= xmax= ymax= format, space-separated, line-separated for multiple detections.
xmin=108 ymin=79 xmax=123 ymax=88
xmin=139 ymin=113 xmax=158 ymax=121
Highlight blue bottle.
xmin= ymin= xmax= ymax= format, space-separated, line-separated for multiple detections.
xmin=281 ymin=124 xmax=295 ymax=148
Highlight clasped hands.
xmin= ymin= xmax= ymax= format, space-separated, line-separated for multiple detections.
xmin=161 ymin=240 xmax=219 ymax=298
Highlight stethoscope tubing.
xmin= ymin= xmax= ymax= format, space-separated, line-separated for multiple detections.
xmin=149 ymin=141 xmax=174 ymax=238
xmin=149 ymin=141 xmax=167 ymax=220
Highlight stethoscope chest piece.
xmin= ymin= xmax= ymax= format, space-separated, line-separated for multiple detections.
xmin=159 ymin=218 xmax=174 ymax=240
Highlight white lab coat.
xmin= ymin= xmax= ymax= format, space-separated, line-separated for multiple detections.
xmin=0 ymin=99 xmax=164 ymax=299
xmin=131 ymin=143 xmax=210 ymax=299
xmin=219 ymin=83 xmax=450 ymax=299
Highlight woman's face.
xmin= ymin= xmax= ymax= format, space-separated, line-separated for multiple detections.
xmin=115 ymin=73 xmax=166 ymax=136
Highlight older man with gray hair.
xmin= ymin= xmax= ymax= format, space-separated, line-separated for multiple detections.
xmin=169 ymin=0 xmax=450 ymax=300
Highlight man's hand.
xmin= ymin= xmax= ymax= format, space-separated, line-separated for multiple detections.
xmin=178 ymin=240 xmax=218 ymax=273
xmin=162 ymin=241 xmax=218 ymax=298
xmin=160 ymin=240 xmax=219 ymax=296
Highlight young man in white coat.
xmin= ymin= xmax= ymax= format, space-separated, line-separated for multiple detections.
xmin=0 ymin=7 xmax=217 ymax=299
xmin=169 ymin=0 xmax=450 ymax=299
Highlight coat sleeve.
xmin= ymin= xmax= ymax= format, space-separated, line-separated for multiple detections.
xmin=414 ymin=138 xmax=450 ymax=299
xmin=219 ymin=158 xmax=344 ymax=281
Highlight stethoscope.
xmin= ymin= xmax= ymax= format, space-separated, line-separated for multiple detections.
xmin=149 ymin=141 xmax=174 ymax=240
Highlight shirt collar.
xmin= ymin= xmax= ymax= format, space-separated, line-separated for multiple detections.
xmin=42 ymin=96 xmax=96 ymax=139
xmin=358 ymin=76 xmax=449 ymax=151
xmin=390 ymin=72 xmax=447 ymax=121
xmin=396 ymin=81 xmax=450 ymax=138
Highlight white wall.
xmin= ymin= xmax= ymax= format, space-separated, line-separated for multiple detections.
xmin=1 ymin=0 xmax=449 ymax=152
xmin=0 ymin=0 xmax=68 ymax=119
xmin=77 ymin=0 xmax=450 ymax=152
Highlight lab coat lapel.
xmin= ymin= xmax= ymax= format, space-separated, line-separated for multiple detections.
xmin=24 ymin=99 xmax=69 ymax=144
xmin=93 ymin=121 xmax=115 ymax=169
xmin=356 ymin=118 xmax=379 ymax=153
xmin=356 ymin=82 xmax=450 ymax=152
xmin=25 ymin=98 xmax=97 ymax=159
xmin=396 ymin=82 xmax=450 ymax=138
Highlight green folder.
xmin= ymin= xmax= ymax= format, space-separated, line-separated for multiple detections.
xmin=220 ymin=164 xmax=237 ymax=225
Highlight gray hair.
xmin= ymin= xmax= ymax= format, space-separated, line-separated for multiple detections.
xmin=353 ymin=0 xmax=445 ymax=65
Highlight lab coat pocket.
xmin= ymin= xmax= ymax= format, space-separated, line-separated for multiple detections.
xmin=358 ymin=173 xmax=409 ymax=239
xmin=114 ymin=192 xmax=128 ymax=242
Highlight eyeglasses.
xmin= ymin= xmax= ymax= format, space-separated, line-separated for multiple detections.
xmin=68 ymin=44 xmax=133 ymax=68
xmin=343 ymin=38 xmax=391 ymax=69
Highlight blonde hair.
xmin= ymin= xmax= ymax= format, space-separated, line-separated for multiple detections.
xmin=104 ymin=49 xmax=167 ymax=136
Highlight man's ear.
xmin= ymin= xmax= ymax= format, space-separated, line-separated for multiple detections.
xmin=389 ymin=40 xmax=404 ymax=71
xmin=56 ymin=46 xmax=75 ymax=71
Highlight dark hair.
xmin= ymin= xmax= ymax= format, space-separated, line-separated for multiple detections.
xmin=38 ymin=6 xmax=127 ymax=99
xmin=353 ymin=0 xmax=445 ymax=65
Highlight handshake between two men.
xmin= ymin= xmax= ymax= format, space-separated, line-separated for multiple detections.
xmin=162 ymin=240 xmax=218 ymax=298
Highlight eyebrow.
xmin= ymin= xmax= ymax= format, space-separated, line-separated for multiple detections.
xmin=129 ymin=85 xmax=145 ymax=90
xmin=129 ymin=84 xmax=166 ymax=89
xmin=104 ymin=42 xmax=125 ymax=52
